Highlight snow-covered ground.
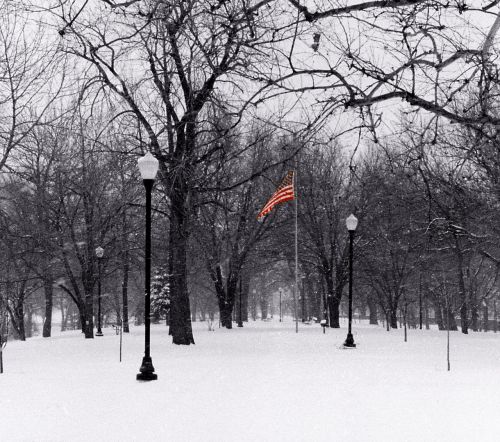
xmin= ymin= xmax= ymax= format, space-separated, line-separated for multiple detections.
xmin=1 ymin=319 xmax=499 ymax=442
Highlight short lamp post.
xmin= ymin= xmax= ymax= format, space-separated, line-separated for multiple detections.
xmin=137 ymin=152 xmax=159 ymax=381
xmin=344 ymin=214 xmax=358 ymax=348
xmin=95 ymin=246 xmax=104 ymax=336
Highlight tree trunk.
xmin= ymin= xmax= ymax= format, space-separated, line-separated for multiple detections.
xmin=367 ymin=296 xmax=378 ymax=325
xmin=121 ymin=252 xmax=130 ymax=333
xmin=482 ymin=303 xmax=489 ymax=332
xmin=390 ymin=307 xmax=398 ymax=329
xmin=471 ymin=303 xmax=479 ymax=332
xmin=120 ymin=189 xmax=130 ymax=333
xmin=424 ymin=296 xmax=430 ymax=330
xmin=219 ymin=300 xmax=233 ymax=329
xmin=83 ymin=292 xmax=94 ymax=338
xmin=325 ymin=271 xmax=340 ymax=327
xmin=403 ymin=305 xmax=407 ymax=342
xmin=11 ymin=301 xmax=26 ymax=341
xmin=327 ymin=296 xmax=340 ymax=328
xmin=455 ymin=240 xmax=468 ymax=334
xmin=0 ymin=330 xmax=4 ymax=373
xmin=494 ymin=300 xmax=497 ymax=333
xmin=191 ymin=295 xmax=197 ymax=322
xmin=25 ymin=304 xmax=33 ymax=338
xmin=0 ymin=336 xmax=3 ymax=374
xmin=435 ymin=302 xmax=444 ymax=331
xmin=42 ymin=279 xmax=53 ymax=338
xmin=168 ymin=183 xmax=195 ymax=344
xmin=312 ymin=284 xmax=322 ymax=320
xmin=242 ymin=283 xmax=249 ymax=322
xmin=60 ymin=297 xmax=67 ymax=332
xmin=234 ymin=279 xmax=247 ymax=323
xmin=444 ymin=306 xmax=458 ymax=331
xmin=70 ymin=303 xmax=80 ymax=330
xmin=260 ymin=294 xmax=268 ymax=320
xmin=459 ymin=301 xmax=468 ymax=334
xmin=251 ymin=289 xmax=257 ymax=320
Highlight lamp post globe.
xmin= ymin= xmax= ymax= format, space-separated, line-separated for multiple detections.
xmin=137 ymin=151 xmax=160 ymax=180
xmin=346 ymin=214 xmax=358 ymax=232
xmin=344 ymin=214 xmax=358 ymax=348
xmin=137 ymin=152 xmax=159 ymax=381
xmin=95 ymin=246 xmax=104 ymax=336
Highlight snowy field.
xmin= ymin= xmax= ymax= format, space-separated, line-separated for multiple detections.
xmin=1 ymin=319 xmax=499 ymax=442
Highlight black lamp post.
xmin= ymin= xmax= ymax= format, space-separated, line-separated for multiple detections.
xmin=95 ymin=246 xmax=104 ymax=336
xmin=137 ymin=152 xmax=159 ymax=381
xmin=344 ymin=214 xmax=358 ymax=348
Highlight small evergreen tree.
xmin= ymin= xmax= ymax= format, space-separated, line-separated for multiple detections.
xmin=151 ymin=267 xmax=170 ymax=324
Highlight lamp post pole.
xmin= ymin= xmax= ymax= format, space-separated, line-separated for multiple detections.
xmin=95 ymin=246 xmax=104 ymax=336
xmin=137 ymin=152 xmax=159 ymax=381
xmin=344 ymin=214 xmax=358 ymax=348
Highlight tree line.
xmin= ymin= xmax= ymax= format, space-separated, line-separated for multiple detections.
xmin=1 ymin=0 xmax=500 ymax=346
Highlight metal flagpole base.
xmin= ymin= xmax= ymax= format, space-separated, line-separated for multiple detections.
xmin=136 ymin=356 xmax=158 ymax=381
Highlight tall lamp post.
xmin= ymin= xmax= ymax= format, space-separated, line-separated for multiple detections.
xmin=95 ymin=246 xmax=104 ymax=336
xmin=344 ymin=214 xmax=358 ymax=348
xmin=137 ymin=152 xmax=159 ymax=381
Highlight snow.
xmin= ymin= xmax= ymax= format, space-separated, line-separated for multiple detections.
xmin=1 ymin=320 xmax=499 ymax=442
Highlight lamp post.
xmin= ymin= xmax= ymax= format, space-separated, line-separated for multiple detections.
xmin=344 ymin=214 xmax=358 ymax=348
xmin=279 ymin=288 xmax=282 ymax=322
xmin=137 ymin=152 xmax=159 ymax=381
xmin=95 ymin=246 xmax=104 ymax=336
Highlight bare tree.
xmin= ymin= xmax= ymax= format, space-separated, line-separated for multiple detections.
xmin=297 ymin=143 xmax=354 ymax=327
xmin=193 ymin=131 xmax=273 ymax=328
xmin=50 ymin=0 xmax=300 ymax=344
xmin=286 ymin=1 xmax=500 ymax=136
xmin=0 ymin=1 xmax=64 ymax=171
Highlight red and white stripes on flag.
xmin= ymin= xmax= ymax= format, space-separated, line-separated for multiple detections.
xmin=257 ymin=171 xmax=295 ymax=219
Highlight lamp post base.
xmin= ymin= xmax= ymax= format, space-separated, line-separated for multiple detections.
xmin=343 ymin=333 xmax=356 ymax=348
xmin=136 ymin=356 xmax=158 ymax=381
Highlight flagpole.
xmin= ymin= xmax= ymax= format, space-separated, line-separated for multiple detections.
xmin=256 ymin=169 xmax=296 ymax=330
xmin=294 ymin=163 xmax=299 ymax=334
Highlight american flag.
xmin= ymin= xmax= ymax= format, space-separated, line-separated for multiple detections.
xmin=257 ymin=171 xmax=295 ymax=219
